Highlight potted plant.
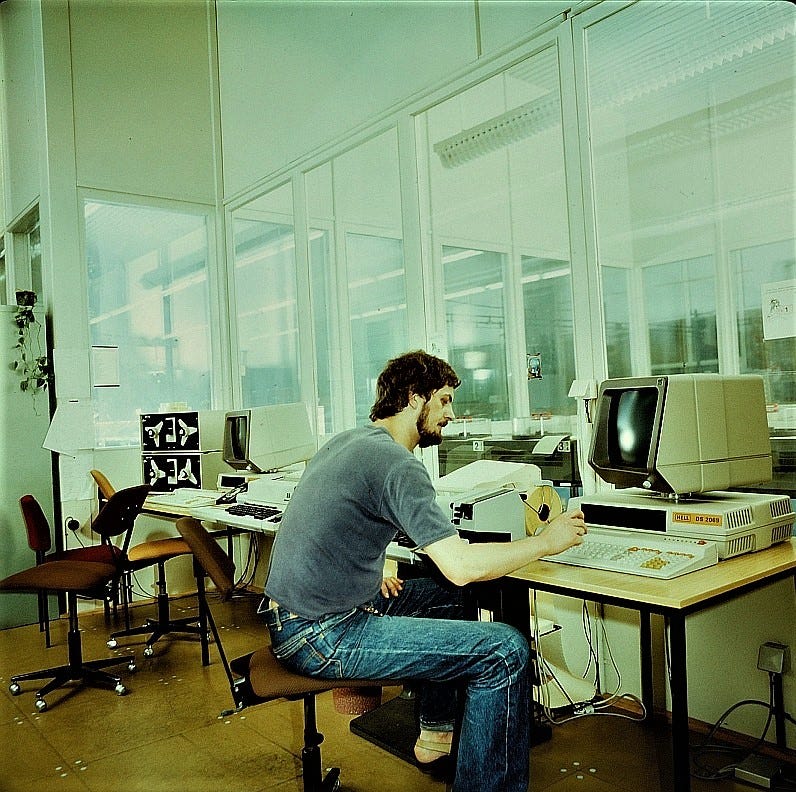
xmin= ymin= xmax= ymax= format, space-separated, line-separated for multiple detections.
xmin=12 ymin=289 xmax=50 ymax=398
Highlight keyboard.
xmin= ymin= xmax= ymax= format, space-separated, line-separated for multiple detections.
xmin=542 ymin=527 xmax=719 ymax=579
xmin=226 ymin=503 xmax=283 ymax=523
xmin=189 ymin=502 xmax=283 ymax=532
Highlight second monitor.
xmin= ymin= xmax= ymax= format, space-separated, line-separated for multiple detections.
xmin=223 ymin=402 xmax=316 ymax=473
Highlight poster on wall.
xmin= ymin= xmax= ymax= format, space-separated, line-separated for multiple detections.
xmin=761 ymin=279 xmax=796 ymax=341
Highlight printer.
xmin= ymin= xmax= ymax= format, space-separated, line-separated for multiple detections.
xmin=435 ymin=460 xmax=544 ymax=543
xmin=438 ymin=487 xmax=527 ymax=543
xmin=238 ymin=469 xmax=303 ymax=509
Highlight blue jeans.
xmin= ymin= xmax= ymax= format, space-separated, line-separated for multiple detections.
xmin=262 ymin=577 xmax=531 ymax=792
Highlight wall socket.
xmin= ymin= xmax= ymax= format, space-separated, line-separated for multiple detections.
xmin=757 ymin=642 xmax=790 ymax=675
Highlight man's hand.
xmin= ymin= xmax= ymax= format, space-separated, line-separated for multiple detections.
xmin=380 ymin=576 xmax=404 ymax=598
xmin=538 ymin=508 xmax=587 ymax=556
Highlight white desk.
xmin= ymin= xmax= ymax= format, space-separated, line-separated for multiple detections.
xmin=143 ymin=496 xmax=418 ymax=563
xmin=497 ymin=540 xmax=796 ymax=792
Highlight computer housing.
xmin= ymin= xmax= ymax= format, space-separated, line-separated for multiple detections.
xmin=588 ymin=373 xmax=772 ymax=495
xmin=580 ymin=374 xmax=793 ymax=558
xmin=222 ymin=402 xmax=316 ymax=473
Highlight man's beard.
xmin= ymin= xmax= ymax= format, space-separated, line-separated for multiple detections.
xmin=416 ymin=402 xmax=444 ymax=448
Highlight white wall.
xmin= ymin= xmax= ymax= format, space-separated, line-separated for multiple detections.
xmin=0 ymin=0 xmax=41 ymax=225
xmin=69 ymin=0 xmax=217 ymax=204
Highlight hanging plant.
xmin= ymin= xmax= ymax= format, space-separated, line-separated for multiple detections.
xmin=12 ymin=289 xmax=50 ymax=395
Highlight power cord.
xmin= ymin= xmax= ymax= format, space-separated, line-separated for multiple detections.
xmin=691 ymin=671 xmax=796 ymax=782
xmin=532 ymin=593 xmax=646 ymax=726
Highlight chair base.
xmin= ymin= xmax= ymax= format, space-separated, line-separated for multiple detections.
xmin=301 ymin=694 xmax=342 ymax=792
xmin=109 ymin=606 xmax=203 ymax=656
xmin=8 ymin=596 xmax=135 ymax=712
xmin=108 ymin=563 xmax=207 ymax=657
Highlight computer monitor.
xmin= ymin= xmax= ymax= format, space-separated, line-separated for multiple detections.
xmin=222 ymin=402 xmax=316 ymax=473
xmin=588 ymin=374 xmax=772 ymax=495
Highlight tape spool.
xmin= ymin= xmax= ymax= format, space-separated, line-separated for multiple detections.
xmin=523 ymin=485 xmax=563 ymax=536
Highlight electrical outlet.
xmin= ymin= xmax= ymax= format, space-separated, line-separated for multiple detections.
xmin=757 ymin=642 xmax=790 ymax=675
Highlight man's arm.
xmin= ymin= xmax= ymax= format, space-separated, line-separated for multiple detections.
xmin=423 ymin=509 xmax=587 ymax=587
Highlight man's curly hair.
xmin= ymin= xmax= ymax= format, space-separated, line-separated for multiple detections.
xmin=369 ymin=350 xmax=460 ymax=421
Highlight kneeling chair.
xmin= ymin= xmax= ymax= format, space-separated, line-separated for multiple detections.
xmin=175 ymin=516 xmax=408 ymax=792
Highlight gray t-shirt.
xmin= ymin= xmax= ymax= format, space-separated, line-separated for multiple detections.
xmin=264 ymin=424 xmax=457 ymax=619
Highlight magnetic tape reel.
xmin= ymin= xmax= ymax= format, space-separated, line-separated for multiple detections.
xmin=522 ymin=485 xmax=563 ymax=535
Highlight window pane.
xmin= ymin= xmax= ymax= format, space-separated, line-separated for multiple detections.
xmin=735 ymin=239 xmax=796 ymax=414
xmin=308 ymin=227 xmax=337 ymax=435
xmin=601 ymin=265 xmax=632 ymax=378
xmin=0 ymin=239 xmax=6 ymax=305
xmin=521 ymin=256 xmax=575 ymax=417
xmin=443 ymin=246 xmax=508 ymax=420
xmin=643 ymin=256 xmax=717 ymax=374
xmin=586 ymin=1 xmax=794 ymax=380
xmin=29 ymin=222 xmax=42 ymax=297
xmin=347 ymin=232 xmax=408 ymax=425
xmin=232 ymin=216 xmax=300 ymax=407
xmin=85 ymin=200 xmax=212 ymax=446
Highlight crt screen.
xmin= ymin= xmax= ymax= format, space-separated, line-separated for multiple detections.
xmin=607 ymin=387 xmax=658 ymax=468
xmin=226 ymin=416 xmax=248 ymax=461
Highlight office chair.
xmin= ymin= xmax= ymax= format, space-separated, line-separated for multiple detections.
xmin=19 ymin=494 xmax=126 ymax=647
xmin=90 ymin=470 xmax=204 ymax=658
xmin=175 ymin=516 xmax=408 ymax=792
xmin=0 ymin=557 xmax=136 ymax=712
xmin=90 ymin=467 xmax=114 ymax=507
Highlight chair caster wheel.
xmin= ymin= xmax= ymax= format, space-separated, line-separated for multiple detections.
xmin=35 ymin=698 xmax=47 ymax=712
xmin=127 ymin=662 xmax=137 ymax=673
xmin=143 ymin=646 xmax=154 ymax=657
xmin=107 ymin=638 xmax=118 ymax=649
xmin=9 ymin=682 xmax=21 ymax=696
xmin=115 ymin=683 xmax=128 ymax=696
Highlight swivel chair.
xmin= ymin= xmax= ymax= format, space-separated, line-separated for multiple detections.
xmin=90 ymin=470 xmax=204 ymax=657
xmin=19 ymin=494 xmax=126 ymax=647
xmin=175 ymin=516 xmax=407 ymax=792
xmin=0 ymin=560 xmax=136 ymax=711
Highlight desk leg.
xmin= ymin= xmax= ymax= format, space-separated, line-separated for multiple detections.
xmin=668 ymin=614 xmax=691 ymax=792
xmin=639 ymin=609 xmax=654 ymax=718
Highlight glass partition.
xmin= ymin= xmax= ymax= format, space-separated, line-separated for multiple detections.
xmin=586 ymin=1 xmax=794 ymax=389
xmin=231 ymin=184 xmax=301 ymax=407
xmin=85 ymin=199 xmax=212 ymax=445
xmin=421 ymin=41 xmax=573 ymax=433
xmin=306 ymin=128 xmax=407 ymax=431
xmin=583 ymin=0 xmax=794 ymax=497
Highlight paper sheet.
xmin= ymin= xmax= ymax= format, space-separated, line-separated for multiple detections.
xmin=436 ymin=459 xmax=541 ymax=493
xmin=43 ymin=400 xmax=94 ymax=455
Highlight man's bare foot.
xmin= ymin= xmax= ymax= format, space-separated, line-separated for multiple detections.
xmin=414 ymin=729 xmax=453 ymax=764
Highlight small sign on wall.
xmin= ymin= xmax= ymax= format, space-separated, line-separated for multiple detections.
xmin=761 ymin=279 xmax=796 ymax=341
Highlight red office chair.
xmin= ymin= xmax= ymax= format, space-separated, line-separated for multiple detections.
xmin=19 ymin=494 xmax=126 ymax=647
xmin=1 ymin=558 xmax=136 ymax=711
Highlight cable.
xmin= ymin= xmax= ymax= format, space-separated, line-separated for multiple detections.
xmin=532 ymin=593 xmax=646 ymax=727
xmin=690 ymin=671 xmax=790 ymax=782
